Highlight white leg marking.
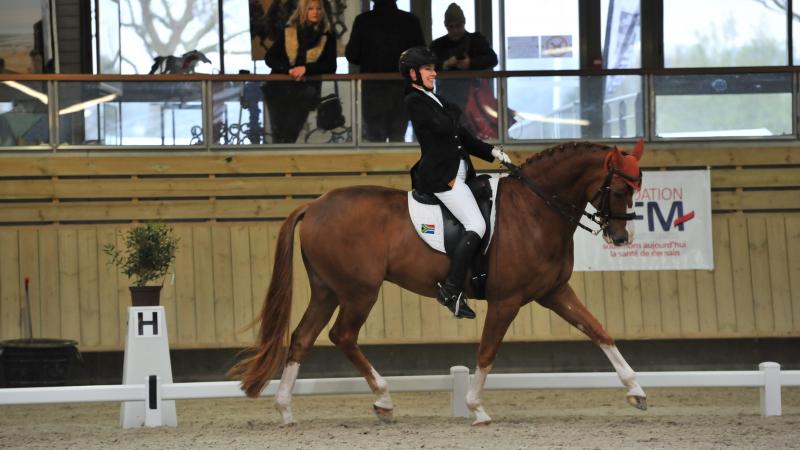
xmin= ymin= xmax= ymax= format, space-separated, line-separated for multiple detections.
xmin=275 ymin=361 xmax=300 ymax=425
xmin=466 ymin=365 xmax=493 ymax=425
xmin=370 ymin=366 xmax=394 ymax=410
xmin=600 ymin=344 xmax=646 ymax=398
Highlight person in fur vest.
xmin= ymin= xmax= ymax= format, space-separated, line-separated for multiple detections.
xmin=263 ymin=0 xmax=337 ymax=143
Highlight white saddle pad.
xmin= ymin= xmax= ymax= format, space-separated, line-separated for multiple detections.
xmin=407 ymin=174 xmax=504 ymax=254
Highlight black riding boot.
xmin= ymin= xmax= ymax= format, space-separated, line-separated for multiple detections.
xmin=437 ymin=231 xmax=481 ymax=319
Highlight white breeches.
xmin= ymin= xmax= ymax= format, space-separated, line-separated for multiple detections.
xmin=434 ymin=160 xmax=486 ymax=237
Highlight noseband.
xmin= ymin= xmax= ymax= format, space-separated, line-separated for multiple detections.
xmin=503 ymin=161 xmax=640 ymax=235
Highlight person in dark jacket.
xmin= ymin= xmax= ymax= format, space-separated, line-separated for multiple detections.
xmin=429 ymin=3 xmax=498 ymax=136
xmin=346 ymin=0 xmax=424 ymax=143
xmin=399 ymin=46 xmax=511 ymax=319
xmin=263 ymin=0 xmax=337 ymax=144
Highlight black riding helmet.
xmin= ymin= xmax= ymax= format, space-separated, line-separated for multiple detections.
xmin=398 ymin=46 xmax=437 ymax=89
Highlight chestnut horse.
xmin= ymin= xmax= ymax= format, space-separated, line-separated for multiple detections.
xmin=229 ymin=141 xmax=647 ymax=425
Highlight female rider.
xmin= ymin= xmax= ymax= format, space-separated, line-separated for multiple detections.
xmin=399 ymin=46 xmax=511 ymax=319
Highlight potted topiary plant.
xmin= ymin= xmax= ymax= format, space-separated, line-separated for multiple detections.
xmin=104 ymin=222 xmax=178 ymax=306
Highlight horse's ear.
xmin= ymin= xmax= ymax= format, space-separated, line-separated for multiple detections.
xmin=632 ymin=138 xmax=644 ymax=161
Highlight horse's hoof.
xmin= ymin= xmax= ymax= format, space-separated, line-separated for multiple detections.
xmin=373 ymin=404 xmax=394 ymax=423
xmin=627 ymin=395 xmax=647 ymax=411
xmin=471 ymin=419 xmax=492 ymax=426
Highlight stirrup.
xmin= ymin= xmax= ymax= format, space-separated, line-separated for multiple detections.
xmin=437 ymin=283 xmax=476 ymax=319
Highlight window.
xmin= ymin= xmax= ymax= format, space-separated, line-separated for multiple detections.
xmin=664 ymin=0 xmax=787 ymax=67
xmin=431 ymin=0 xmax=476 ymax=43
xmin=503 ymin=0 xmax=579 ymax=70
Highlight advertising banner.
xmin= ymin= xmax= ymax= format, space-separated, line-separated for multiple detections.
xmin=573 ymin=169 xmax=713 ymax=271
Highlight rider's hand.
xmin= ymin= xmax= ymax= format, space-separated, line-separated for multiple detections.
xmin=289 ymin=66 xmax=306 ymax=81
xmin=491 ymin=146 xmax=511 ymax=164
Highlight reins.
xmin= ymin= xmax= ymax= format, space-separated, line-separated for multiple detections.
xmin=501 ymin=158 xmax=638 ymax=235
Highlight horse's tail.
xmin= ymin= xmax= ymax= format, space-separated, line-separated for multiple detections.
xmin=228 ymin=204 xmax=308 ymax=398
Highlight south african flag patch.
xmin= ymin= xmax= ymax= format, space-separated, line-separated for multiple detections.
xmin=421 ymin=224 xmax=436 ymax=234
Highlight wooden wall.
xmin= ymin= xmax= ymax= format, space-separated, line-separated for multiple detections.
xmin=0 ymin=144 xmax=799 ymax=351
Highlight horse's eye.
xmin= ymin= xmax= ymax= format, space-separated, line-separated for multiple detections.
xmin=612 ymin=190 xmax=627 ymax=199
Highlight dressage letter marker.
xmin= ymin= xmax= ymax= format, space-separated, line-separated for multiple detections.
xmin=120 ymin=306 xmax=177 ymax=428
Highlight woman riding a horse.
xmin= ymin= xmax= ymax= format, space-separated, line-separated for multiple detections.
xmin=400 ymin=45 xmax=511 ymax=319
xmin=229 ymin=49 xmax=647 ymax=425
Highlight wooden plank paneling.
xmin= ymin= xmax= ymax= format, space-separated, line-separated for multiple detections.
xmin=0 ymin=199 xmax=309 ymax=223
xmin=766 ymin=217 xmax=793 ymax=333
xmin=2 ymin=147 xmax=799 ymax=178
xmin=77 ymin=229 xmax=100 ymax=346
xmin=712 ymin=217 xmax=736 ymax=332
xmin=0 ymin=230 xmax=20 ymax=340
xmin=192 ymin=226 xmax=216 ymax=344
xmin=602 ymin=272 xmax=625 ymax=335
xmin=786 ymin=217 xmax=800 ymax=330
xmin=38 ymin=229 xmax=61 ymax=338
xmin=658 ymin=271 xmax=680 ymax=334
xmin=230 ymin=225 xmax=254 ymax=343
xmin=57 ymin=229 xmax=81 ymax=341
xmin=639 ymin=271 xmax=662 ymax=335
xmin=0 ymin=175 xmax=410 ymax=200
xmin=173 ymin=225 xmax=196 ymax=344
xmin=18 ymin=229 xmax=40 ymax=338
xmin=620 ymin=272 xmax=643 ymax=336
xmin=96 ymin=228 xmax=120 ymax=346
xmin=677 ymin=271 xmax=699 ymax=335
xmin=729 ymin=216 xmax=755 ymax=333
xmin=247 ymin=224 xmax=270 ymax=343
xmin=211 ymin=227 xmax=235 ymax=343
xmin=748 ymin=217 xmax=775 ymax=333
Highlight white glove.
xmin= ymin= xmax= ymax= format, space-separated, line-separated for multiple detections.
xmin=491 ymin=146 xmax=511 ymax=164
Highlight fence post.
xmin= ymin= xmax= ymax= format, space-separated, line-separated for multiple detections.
xmin=759 ymin=362 xmax=781 ymax=417
xmin=451 ymin=366 xmax=470 ymax=418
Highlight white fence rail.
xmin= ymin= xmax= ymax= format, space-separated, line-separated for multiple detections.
xmin=1 ymin=362 xmax=797 ymax=427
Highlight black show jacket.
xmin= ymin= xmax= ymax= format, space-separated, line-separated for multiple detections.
xmin=405 ymin=87 xmax=495 ymax=194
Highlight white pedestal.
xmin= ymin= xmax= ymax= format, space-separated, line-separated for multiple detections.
xmin=120 ymin=306 xmax=177 ymax=428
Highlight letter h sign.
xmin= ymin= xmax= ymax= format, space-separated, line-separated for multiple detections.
xmin=137 ymin=310 xmax=161 ymax=337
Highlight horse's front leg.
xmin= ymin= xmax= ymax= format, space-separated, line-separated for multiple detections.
xmin=539 ymin=284 xmax=647 ymax=410
xmin=468 ymin=297 xmax=523 ymax=426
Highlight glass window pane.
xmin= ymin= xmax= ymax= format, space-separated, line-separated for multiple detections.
xmin=213 ymin=79 xmax=352 ymax=145
xmin=222 ymin=0 xmax=254 ymax=74
xmin=431 ymin=1 xmax=476 ymax=44
xmin=653 ymin=73 xmax=792 ymax=138
xmin=105 ymin=0 xmax=219 ymax=74
xmin=0 ymin=81 xmax=49 ymax=146
xmin=360 ymin=79 xmax=411 ymax=144
xmin=794 ymin=1 xmax=800 ymax=64
xmin=504 ymin=0 xmax=579 ymax=70
xmin=437 ymin=75 xmax=500 ymax=141
xmin=600 ymin=0 xmax=641 ymax=69
xmin=58 ymin=81 xmax=204 ymax=145
xmin=506 ymin=75 xmax=643 ymax=140
xmin=0 ymin=1 xmax=52 ymax=73
xmin=664 ymin=0 xmax=787 ymax=67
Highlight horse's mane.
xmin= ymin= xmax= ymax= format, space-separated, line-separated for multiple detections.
xmin=518 ymin=141 xmax=613 ymax=171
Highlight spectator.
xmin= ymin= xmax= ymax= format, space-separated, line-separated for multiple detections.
xmin=263 ymin=0 xmax=337 ymax=144
xmin=345 ymin=0 xmax=424 ymax=143
xmin=429 ymin=3 xmax=498 ymax=138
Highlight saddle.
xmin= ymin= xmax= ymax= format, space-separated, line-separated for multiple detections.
xmin=409 ymin=174 xmax=495 ymax=299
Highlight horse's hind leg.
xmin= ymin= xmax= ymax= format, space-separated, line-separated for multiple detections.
xmin=274 ymin=272 xmax=338 ymax=425
xmin=327 ymin=289 xmax=394 ymax=422
xmin=539 ymin=284 xmax=647 ymax=410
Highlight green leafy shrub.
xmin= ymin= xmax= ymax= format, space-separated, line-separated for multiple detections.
xmin=103 ymin=222 xmax=179 ymax=287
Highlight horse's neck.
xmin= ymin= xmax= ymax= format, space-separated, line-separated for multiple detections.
xmin=518 ymin=145 xmax=607 ymax=205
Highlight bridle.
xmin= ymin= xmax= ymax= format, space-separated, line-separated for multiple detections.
xmin=502 ymin=159 xmax=640 ymax=235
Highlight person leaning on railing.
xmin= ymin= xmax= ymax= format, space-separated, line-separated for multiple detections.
xmin=262 ymin=0 xmax=337 ymax=144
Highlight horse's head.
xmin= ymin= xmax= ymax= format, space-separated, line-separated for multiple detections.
xmin=590 ymin=140 xmax=644 ymax=246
